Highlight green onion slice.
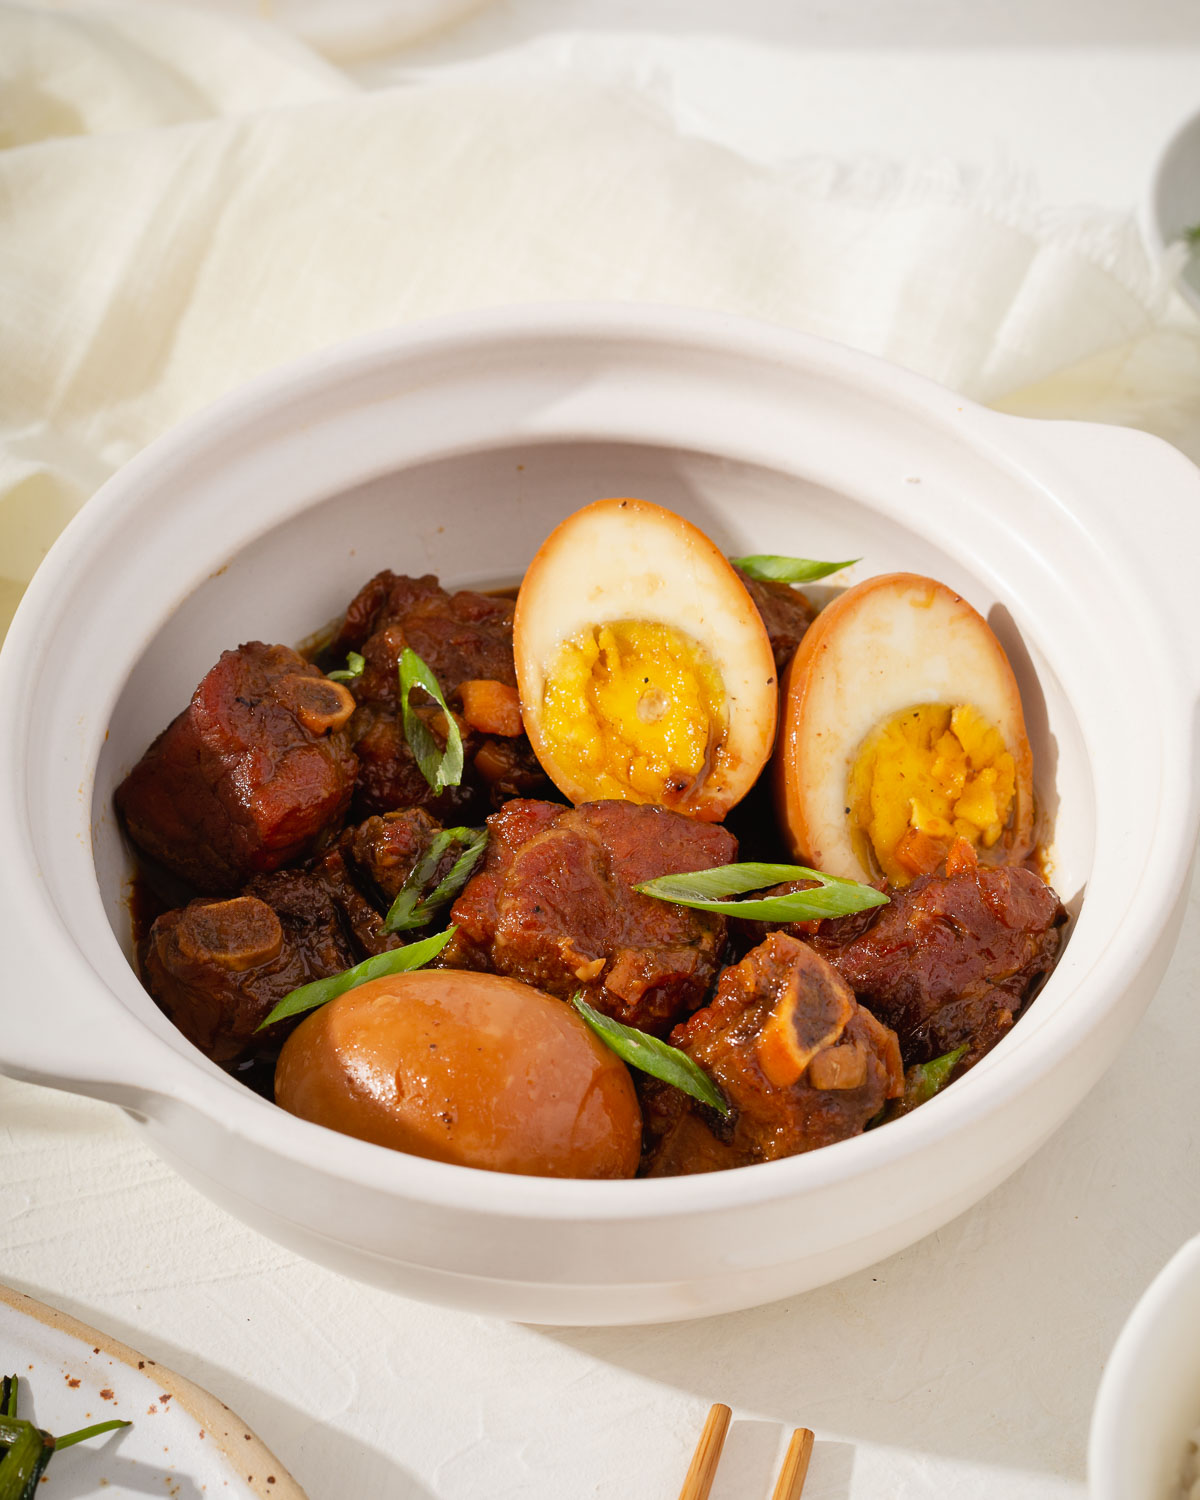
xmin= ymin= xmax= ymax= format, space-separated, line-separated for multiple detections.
xmin=258 ymin=926 xmax=455 ymax=1030
xmin=731 ymin=554 xmax=858 ymax=584
xmin=383 ymin=827 xmax=487 ymax=933
xmin=326 ymin=650 xmax=365 ymax=684
xmin=869 ymin=1044 xmax=968 ymax=1128
xmin=570 ymin=994 xmax=730 ymax=1116
xmin=399 ymin=647 xmax=464 ymax=793
xmin=635 ymin=862 xmax=888 ymax=922
xmin=0 ymin=1416 xmax=54 ymax=1499
xmin=897 ymin=1044 xmax=968 ymax=1111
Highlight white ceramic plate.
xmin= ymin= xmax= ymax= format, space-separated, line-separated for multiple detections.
xmin=0 ymin=1284 xmax=306 ymax=1499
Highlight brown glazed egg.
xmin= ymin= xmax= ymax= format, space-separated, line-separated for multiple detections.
xmin=513 ymin=497 xmax=777 ymax=821
xmin=274 ymin=970 xmax=643 ymax=1178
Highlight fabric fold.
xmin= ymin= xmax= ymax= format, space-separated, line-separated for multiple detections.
xmin=2 ymin=0 xmax=1197 ymax=636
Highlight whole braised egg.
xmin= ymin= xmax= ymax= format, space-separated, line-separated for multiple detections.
xmin=513 ymin=498 xmax=778 ymax=821
xmin=275 ymin=969 xmax=642 ymax=1179
xmin=775 ymin=572 xmax=1035 ymax=885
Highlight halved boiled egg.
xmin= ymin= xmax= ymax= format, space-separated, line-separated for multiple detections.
xmin=775 ymin=572 xmax=1034 ymax=884
xmin=514 ymin=498 xmax=777 ymax=821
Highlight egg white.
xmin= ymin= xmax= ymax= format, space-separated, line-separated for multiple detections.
xmin=776 ymin=572 xmax=1034 ymax=880
xmin=514 ymin=497 xmax=778 ymax=819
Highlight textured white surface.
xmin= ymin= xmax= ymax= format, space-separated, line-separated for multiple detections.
xmin=3 ymin=1 xmax=1200 ymax=1494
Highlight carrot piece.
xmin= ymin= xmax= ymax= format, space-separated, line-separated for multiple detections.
xmin=893 ymin=826 xmax=947 ymax=880
xmin=459 ymin=680 xmax=523 ymax=737
xmin=944 ymin=837 xmax=979 ymax=878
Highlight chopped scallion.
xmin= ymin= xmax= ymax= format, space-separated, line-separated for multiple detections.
xmin=570 ymin=994 xmax=730 ymax=1116
xmin=732 ymin=554 xmax=858 ymax=584
xmin=635 ymin=862 xmax=888 ymax=922
xmin=869 ymin=1045 xmax=968 ymax=1128
xmin=399 ymin=647 xmax=464 ymax=792
xmin=258 ymin=925 xmax=455 ymax=1029
xmin=383 ymin=827 xmax=487 ymax=933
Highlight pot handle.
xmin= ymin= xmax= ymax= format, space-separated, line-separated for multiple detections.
xmin=0 ymin=882 xmax=186 ymax=1117
xmin=1002 ymin=417 xmax=1200 ymax=705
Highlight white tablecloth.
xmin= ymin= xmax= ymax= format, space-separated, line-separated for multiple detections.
xmin=4 ymin=4 xmax=1200 ymax=1495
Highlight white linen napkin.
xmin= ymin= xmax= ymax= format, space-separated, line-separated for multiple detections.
xmin=3 ymin=0 xmax=1198 ymax=637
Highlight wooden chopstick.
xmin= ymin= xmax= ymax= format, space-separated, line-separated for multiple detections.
xmin=676 ymin=1405 xmax=815 ymax=1500
xmin=770 ymin=1427 xmax=815 ymax=1500
xmin=676 ymin=1403 xmax=731 ymax=1500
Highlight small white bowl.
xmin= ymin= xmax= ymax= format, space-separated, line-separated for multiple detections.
xmin=1 ymin=305 xmax=1199 ymax=1325
xmin=1090 ymin=1235 xmax=1200 ymax=1500
xmin=1141 ymin=104 xmax=1200 ymax=314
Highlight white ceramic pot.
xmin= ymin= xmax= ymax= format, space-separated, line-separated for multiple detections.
xmin=1090 ymin=1235 xmax=1200 ymax=1499
xmin=2 ymin=305 xmax=1198 ymax=1326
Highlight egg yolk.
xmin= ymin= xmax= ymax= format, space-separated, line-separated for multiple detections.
xmin=847 ymin=703 xmax=1017 ymax=885
xmin=539 ymin=620 xmax=725 ymax=806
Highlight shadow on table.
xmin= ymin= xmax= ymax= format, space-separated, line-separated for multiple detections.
xmin=531 ymin=881 xmax=1200 ymax=1486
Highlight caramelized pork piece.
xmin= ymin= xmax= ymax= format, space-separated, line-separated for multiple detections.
xmin=332 ymin=571 xmax=517 ymax=687
xmin=142 ymin=875 xmax=358 ymax=1068
xmin=331 ymin=573 xmax=551 ymax=818
xmin=642 ymin=932 xmax=903 ymax=1175
xmin=734 ymin=568 xmax=817 ymax=674
xmin=470 ymin=735 xmax=555 ymax=805
xmin=348 ymin=697 xmax=484 ymax=822
xmin=274 ymin=848 xmax=401 ymax=960
xmin=117 ymin=643 xmax=358 ymax=892
xmin=332 ymin=571 xmax=443 ymax=653
xmin=810 ymin=849 xmax=1066 ymax=1066
xmin=344 ymin=806 xmax=450 ymax=902
xmin=141 ymin=806 xmax=467 ymax=1069
xmin=343 ymin=621 xmax=476 ymax=820
xmin=446 ymin=799 xmax=737 ymax=1034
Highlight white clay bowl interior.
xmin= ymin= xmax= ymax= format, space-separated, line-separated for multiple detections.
xmin=1 ymin=305 xmax=1198 ymax=1325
